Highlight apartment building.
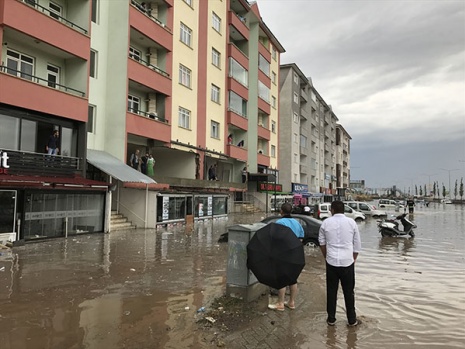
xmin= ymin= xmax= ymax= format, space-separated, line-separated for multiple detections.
xmin=0 ymin=0 xmax=109 ymax=241
xmin=279 ymin=63 xmax=350 ymax=203
xmin=0 ymin=0 xmax=284 ymax=241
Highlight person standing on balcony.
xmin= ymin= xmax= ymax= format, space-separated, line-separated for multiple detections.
xmin=147 ymin=154 xmax=155 ymax=177
xmin=141 ymin=152 xmax=148 ymax=174
xmin=46 ymin=130 xmax=60 ymax=155
xmin=130 ymin=149 xmax=140 ymax=171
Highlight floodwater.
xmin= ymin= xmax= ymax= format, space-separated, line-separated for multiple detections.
xmin=0 ymin=204 xmax=463 ymax=349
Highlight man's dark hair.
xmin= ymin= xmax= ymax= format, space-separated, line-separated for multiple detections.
xmin=331 ymin=200 xmax=345 ymax=214
xmin=281 ymin=202 xmax=292 ymax=215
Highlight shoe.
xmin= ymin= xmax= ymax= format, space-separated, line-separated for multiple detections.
xmin=348 ymin=320 xmax=359 ymax=327
xmin=284 ymin=302 xmax=295 ymax=310
xmin=268 ymin=304 xmax=285 ymax=312
xmin=327 ymin=319 xmax=336 ymax=326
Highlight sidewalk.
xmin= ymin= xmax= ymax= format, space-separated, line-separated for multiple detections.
xmin=199 ymin=266 xmax=364 ymax=349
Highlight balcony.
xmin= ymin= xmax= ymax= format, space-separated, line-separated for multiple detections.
xmin=257 ymin=97 xmax=271 ymax=115
xmin=228 ymin=11 xmax=249 ymax=40
xmin=257 ymin=124 xmax=270 ymax=141
xmin=128 ymin=57 xmax=171 ymax=96
xmin=228 ymin=43 xmax=249 ymax=70
xmin=3 ymin=149 xmax=81 ymax=177
xmin=126 ymin=110 xmax=171 ymax=143
xmin=300 ymin=164 xmax=308 ymax=174
xmin=0 ymin=66 xmax=87 ymax=122
xmin=226 ymin=144 xmax=248 ymax=162
xmin=129 ymin=1 xmax=173 ymax=51
xmin=4 ymin=0 xmax=90 ymax=60
xmin=227 ymin=109 xmax=248 ymax=130
xmin=257 ymin=152 xmax=270 ymax=167
xmin=228 ymin=77 xmax=248 ymax=100
xmin=258 ymin=41 xmax=271 ymax=61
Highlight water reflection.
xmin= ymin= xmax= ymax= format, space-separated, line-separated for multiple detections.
xmin=378 ymin=236 xmax=415 ymax=255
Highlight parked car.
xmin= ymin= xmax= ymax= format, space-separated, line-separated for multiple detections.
xmin=313 ymin=203 xmax=366 ymax=222
xmin=345 ymin=201 xmax=387 ymax=218
xmin=261 ymin=214 xmax=322 ymax=247
xmin=378 ymin=199 xmax=405 ymax=209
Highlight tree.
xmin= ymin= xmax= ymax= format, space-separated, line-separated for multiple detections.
xmin=415 ymin=185 xmax=418 ymax=196
xmin=454 ymin=179 xmax=458 ymax=200
xmin=419 ymin=185 xmax=423 ymax=196
xmin=433 ymin=182 xmax=436 ymax=199
xmin=460 ymin=178 xmax=464 ymax=201
xmin=442 ymin=183 xmax=446 ymax=199
xmin=424 ymin=184 xmax=427 ymax=197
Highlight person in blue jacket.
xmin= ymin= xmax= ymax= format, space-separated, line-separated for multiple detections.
xmin=268 ymin=202 xmax=304 ymax=311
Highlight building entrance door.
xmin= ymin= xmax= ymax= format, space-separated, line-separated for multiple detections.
xmin=0 ymin=190 xmax=17 ymax=234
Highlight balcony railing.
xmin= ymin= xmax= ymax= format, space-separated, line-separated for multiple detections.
xmin=128 ymin=55 xmax=170 ymax=78
xmin=1 ymin=66 xmax=86 ymax=97
xmin=19 ymin=0 xmax=88 ymax=34
xmin=127 ymin=108 xmax=169 ymax=124
xmin=4 ymin=148 xmax=81 ymax=177
xmin=130 ymin=0 xmax=172 ymax=32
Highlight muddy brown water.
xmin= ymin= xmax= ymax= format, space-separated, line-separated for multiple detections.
xmin=0 ymin=204 xmax=463 ymax=348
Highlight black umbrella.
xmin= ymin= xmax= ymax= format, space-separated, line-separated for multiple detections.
xmin=247 ymin=223 xmax=305 ymax=290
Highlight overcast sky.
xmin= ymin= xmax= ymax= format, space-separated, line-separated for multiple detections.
xmin=257 ymin=0 xmax=465 ymax=194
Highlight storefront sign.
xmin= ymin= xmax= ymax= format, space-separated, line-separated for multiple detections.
xmin=207 ymin=196 xmax=212 ymax=216
xmin=0 ymin=151 xmax=10 ymax=174
xmin=292 ymin=183 xmax=308 ymax=193
xmin=162 ymin=196 xmax=169 ymax=220
xmin=258 ymin=182 xmax=283 ymax=192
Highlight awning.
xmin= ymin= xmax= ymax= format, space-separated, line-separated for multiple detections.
xmin=87 ymin=149 xmax=156 ymax=184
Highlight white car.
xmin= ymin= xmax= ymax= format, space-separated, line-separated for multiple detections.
xmin=314 ymin=203 xmax=366 ymax=222
xmin=378 ymin=199 xmax=404 ymax=209
xmin=345 ymin=201 xmax=387 ymax=218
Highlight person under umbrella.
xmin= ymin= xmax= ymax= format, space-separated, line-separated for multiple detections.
xmin=247 ymin=219 xmax=305 ymax=311
xmin=269 ymin=202 xmax=304 ymax=311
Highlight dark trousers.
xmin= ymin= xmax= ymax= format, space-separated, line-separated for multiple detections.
xmin=326 ymin=262 xmax=356 ymax=323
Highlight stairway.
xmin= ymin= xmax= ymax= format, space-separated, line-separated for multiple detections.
xmin=110 ymin=211 xmax=136 ymax=231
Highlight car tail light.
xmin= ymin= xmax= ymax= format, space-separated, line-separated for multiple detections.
xmin=317 ymin=209 xmax=321 ymax=218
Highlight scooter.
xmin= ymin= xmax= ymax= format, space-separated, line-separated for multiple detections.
xmin=377 ymin=213 xmax=416 ymax=238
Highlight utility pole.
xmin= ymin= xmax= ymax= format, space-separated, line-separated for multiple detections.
xmin=440 ymin=168 xmax=459 ymax=199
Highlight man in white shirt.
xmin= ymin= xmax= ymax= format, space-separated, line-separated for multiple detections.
xmin=319 ymin=200 xmax=362 ymax=327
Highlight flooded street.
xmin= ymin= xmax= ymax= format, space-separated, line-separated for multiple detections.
xmin=0 ymin=204 xmax=464 ymax=349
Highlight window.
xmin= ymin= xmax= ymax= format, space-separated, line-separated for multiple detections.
xmin=272 ymin=96 xmax=276 ymax=108
xmin=178 ymin=107 xmax=191 ymax=129
xmin=271 ymin=121 xmax=276 ymax=133
xmin=88 ymin=105 xmax=96 ymax=133
xmin=180 ymin=23 xmax=192 ymax=47
xmin=211 ymin=84 xmax=220 ymax=103
xmin=6 ymin=50 xmax=34 ymax=80
xmin=272 ymin=71 xmax=276 ymax=84
xmin=179 ymin=64 xmax=191 ymax=87
xmin=293 ymin=92 xmax=299 ymax=104
xmin=229 ymin=58 xmax=248 ymax=86
xmin=258 ymin=54 xmax=270 ymax=76
xmin=47 ymin=64 xmax=60 ymax=89
xmin=293 ymin=112 xmax=299 ymax=123
xmin=212 ymin=48 xmax=221 ymax=68
xmin=293 ymin=73 xmax=299 ymax=84
xmin=258 ymin=81 xmax=270 ymax=103
xmin=229 ymin=91 xmax=247 ymax=117
xmin=271 ymin=145 xmax=276 ymax=157
xmin=300 ymin=135 xmax=307 ymax=148
xmin=211 ymin=121 xmax=220 ymax=138
xmin=128 ymin=95 xmax=140 ymax=113
xmin=90 ymin=50 xmax=97 ymax=78
xmin=272 ymin=46 xmax=277 ymax=60
xmin=91 ymin=0 xmax=98 ymax=23
xmin=49 ymin=2 xmax=62 ymax=20
xmin=129 ymin=47 xmax=142 ymax=61
xmin=212 ymin=12 xmax=221 ymax=32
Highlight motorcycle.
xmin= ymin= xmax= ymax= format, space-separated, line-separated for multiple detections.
xmin=377 ymin=213 xmax=416 ymax=238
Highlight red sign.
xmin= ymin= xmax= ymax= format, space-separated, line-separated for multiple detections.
xmin=258 ymin=183 xmax=283 ymax=192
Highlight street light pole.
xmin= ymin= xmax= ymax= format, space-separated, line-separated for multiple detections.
xmin=421 ymin=173 xmax=437 ymax=196
xmin=440 ymin=168 xmax=459 ymax=199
